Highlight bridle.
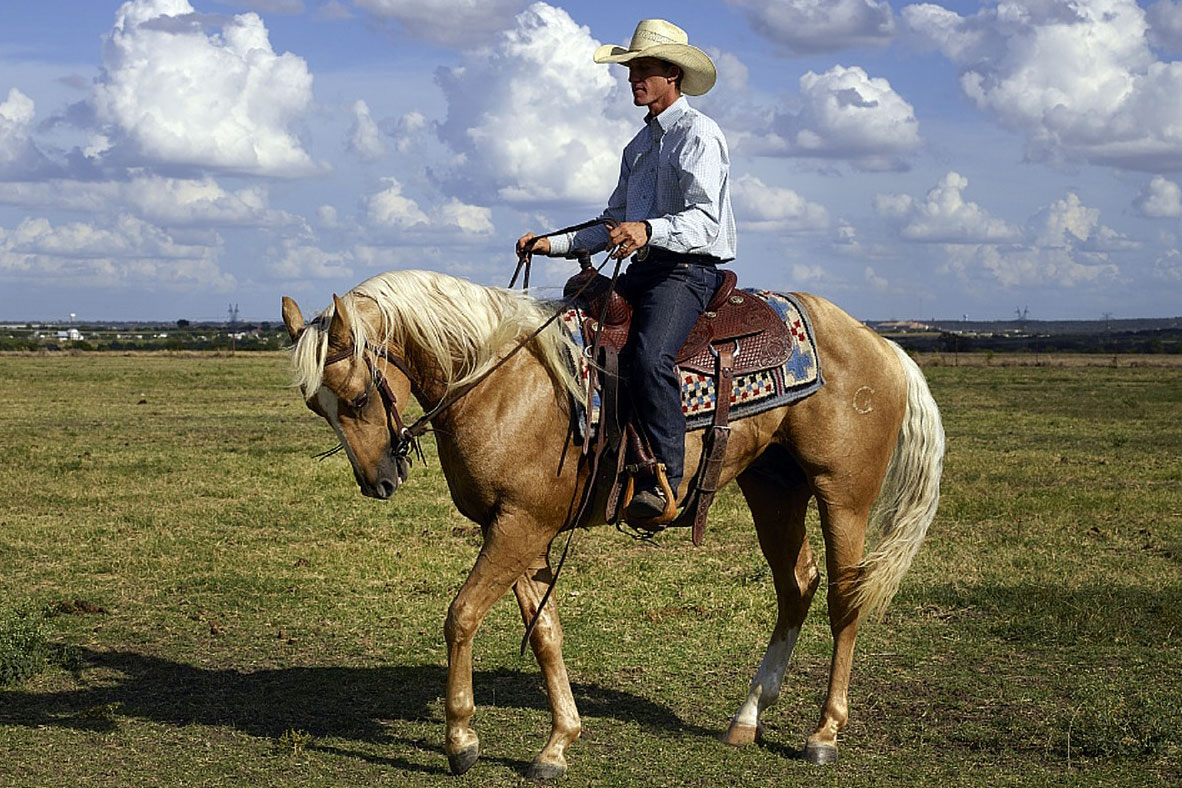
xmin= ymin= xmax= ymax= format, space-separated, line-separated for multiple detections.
xmin=323 ymin=340 xmax=424 ymax=476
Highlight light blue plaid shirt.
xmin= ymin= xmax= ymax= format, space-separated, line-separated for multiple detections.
xmin=549 ymin=96 xmax=736 ymax=261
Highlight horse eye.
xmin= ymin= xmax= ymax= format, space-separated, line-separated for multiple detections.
xmin=349 ymin=392 xmax=368 ymax=411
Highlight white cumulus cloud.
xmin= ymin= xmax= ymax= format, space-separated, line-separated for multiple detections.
xmin=731 ymin=174 xmax=829 ymax=232
xmin=973 ymin=244 xmax=1119 ymax=288
xmin=364 ymin=177 xmax=494 ymax=238
xmin=354 ymin=0 xmax=526 ymax=48
xmin=366 ymin=177 xmax=430 ymax=230
xmin=349 ymin=100 xmax=384 ymax=161
xmin=266 ymin=239 xmax=354 ymax=279
xmin=434 ymin=2 xmax=632 ymax=206
xmin=92 ymin=0 xmax=318 ymax=176
xmin=437 ymin=198 xmax=494 ymax=236
xmin=0 ymin=214 xmax=234 ymax=290
xmin=726 ymin=0 xmax=895 ymax=54
xmin=746 ymin=65 xmax=921 ymax=170
xmin=903 ymin=0 xmax=1182 ymax=171
xmin=1154 ymin=248 xmax=1182 ymax=281
xmin=934 ymin=191 xmax=1125 ymax=288
xmin=1030 ymin=192 xmax=1137 ymax=252
xmin=0 ymin=176 xmax=299 ymax=228
xmin=1134 ymin=175 xmax=1182 ymax=217
xmin=0 ymin=88 xmax=53 ymax=178
xmin=875 ymin=172 xmax=1021 ymax=243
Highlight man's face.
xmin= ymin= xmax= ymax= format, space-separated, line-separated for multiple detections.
xmin=627 ymin=57 xmax=679 ymax=110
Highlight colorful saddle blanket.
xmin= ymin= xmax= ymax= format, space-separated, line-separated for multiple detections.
xmin=561 ymin=289 xmax=823 ymax=432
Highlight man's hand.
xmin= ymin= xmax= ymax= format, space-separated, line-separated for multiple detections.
xmin=608 ymin=221 xmax=649 ymax=260
xmin=516 ymin=233 xmax=550 ymax=258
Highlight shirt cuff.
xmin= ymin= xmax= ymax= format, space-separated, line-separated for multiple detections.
xmin=546 ymin=232 xmax=573 ymax=257
xmin=646 ymin=217 xmax=672 ymax=249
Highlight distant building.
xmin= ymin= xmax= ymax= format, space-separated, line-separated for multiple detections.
xmin=56 ymin=329 xmax=85 ymax=341
xmin=875 ymin=320 xmax=932 ymax=332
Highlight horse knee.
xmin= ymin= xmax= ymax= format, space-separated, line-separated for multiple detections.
xmin=528 ymin=618 xmax=563 ymax=653
xmin=445 ymin=600 xmax=481 ymax=645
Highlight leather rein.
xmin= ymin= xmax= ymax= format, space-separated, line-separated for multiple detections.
xmin=320 ymin=217 xmax=617 ymax=473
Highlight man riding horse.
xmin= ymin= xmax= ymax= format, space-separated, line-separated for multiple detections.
xmin=517 ymin=18 xmax=736 ymax=522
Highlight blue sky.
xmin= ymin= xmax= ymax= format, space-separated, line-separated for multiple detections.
xmin=2 ymin=0 xmax=1181 ymax=321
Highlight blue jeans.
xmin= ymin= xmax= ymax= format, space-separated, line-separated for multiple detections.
xmin=619 ymin=261 xmax=723 ymax=495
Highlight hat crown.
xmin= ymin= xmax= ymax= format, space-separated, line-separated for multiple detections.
xmin=592 ymin=18 xmax=716 ymax=95
xmin=627 ymin=19 xmax=688 ymax=52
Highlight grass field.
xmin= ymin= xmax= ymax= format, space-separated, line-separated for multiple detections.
xmin=1 ymin=352 xmax=1179 ymax=787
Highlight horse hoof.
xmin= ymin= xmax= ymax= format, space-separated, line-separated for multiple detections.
xmin=803 ymin=742 xmax=838 ymax=765
xmin=447 ymin=745 xmax=480 ymax=775
xmin=525 ymin=759 xmax=566 ymax=781
xmin=719 ymin=723 xmax=761 ymax=747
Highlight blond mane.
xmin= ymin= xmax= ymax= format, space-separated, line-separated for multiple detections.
xmin=289 ymin=269 xmax=584 ymax=406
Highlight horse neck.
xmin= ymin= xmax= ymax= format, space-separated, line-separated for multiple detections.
xmin=397 ymin=340 xmax=452 ymax=413
xmin=346 ymin=296 xmax=449 ymax=411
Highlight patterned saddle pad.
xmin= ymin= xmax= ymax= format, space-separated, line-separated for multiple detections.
xmin=560 ymin=289 xmax=823 ymax=432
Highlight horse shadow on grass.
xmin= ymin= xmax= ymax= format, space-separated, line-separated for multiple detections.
xmin=0 ymin=648 xmax=716 ymax=775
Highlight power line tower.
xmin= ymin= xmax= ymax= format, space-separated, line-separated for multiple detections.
xmin=228 ymin=303 xmax=239 ymax=355
xmin=1015 ymin=306 xmax=1029 ymax=333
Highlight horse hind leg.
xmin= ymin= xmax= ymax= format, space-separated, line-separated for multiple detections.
xmin=722 ymin=450 xmax=820 ymax=747
xmin=513 ymin=555 xmax=581 ymax=780
xmin=803 ymin=500 xmax=869 ymax=765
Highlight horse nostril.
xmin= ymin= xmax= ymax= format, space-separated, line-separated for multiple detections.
xmin=376 ymin=478 xmax=397 ymax=499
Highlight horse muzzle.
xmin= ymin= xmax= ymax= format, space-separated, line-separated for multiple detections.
xmin=357 ymin=454 xmax=410 ymax=500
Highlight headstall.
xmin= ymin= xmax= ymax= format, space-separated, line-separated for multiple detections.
xmin=323 ymin=341 xmax=425 ymax=470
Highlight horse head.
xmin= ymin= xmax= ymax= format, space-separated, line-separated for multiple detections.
xmin=282 ymin=294 xmax=414 ymax=500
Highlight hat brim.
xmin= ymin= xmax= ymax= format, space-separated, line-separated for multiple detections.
xmin=593 ymin=42 xmax=717 ymax=96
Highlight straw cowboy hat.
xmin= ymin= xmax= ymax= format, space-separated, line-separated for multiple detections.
xmin=594 ymin=19 xmax=717 ymax=96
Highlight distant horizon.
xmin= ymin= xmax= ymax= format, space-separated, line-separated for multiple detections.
xmin=3 ymin=308 xmax=1179 ymax=326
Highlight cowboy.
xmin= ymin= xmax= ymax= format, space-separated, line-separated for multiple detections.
xmin=517 ymin=19 xmax=737 ymax=521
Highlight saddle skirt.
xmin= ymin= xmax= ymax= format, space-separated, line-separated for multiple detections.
xmin=559 ymin=274 xmax=824 ymax=433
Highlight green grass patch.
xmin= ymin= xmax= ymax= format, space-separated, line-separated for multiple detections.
xmin=0 ymin=606 xmax=52 ymax=686
xmin=0 ymin=354 xmax=1179 ymax=787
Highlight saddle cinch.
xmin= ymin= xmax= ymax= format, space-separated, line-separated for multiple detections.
xmin=563 ymin=258 xmax=794 ymax=545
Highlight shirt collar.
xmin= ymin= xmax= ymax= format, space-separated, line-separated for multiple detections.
xmin=646 ymin=95 xmax=689 ymax=136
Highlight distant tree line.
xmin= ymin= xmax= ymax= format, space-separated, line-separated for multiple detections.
xmin=890 ymin=329 xmax=1181 ymax=355
xmin=0 ymin=321 xmax=290 ymax=352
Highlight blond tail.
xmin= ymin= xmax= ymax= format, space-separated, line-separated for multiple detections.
xmin=853 ymin=341 xmax=945 ymax=618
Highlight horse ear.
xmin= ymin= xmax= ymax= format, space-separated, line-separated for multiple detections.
xmin=281 ymin=296 xmax=305 ymax=342
xmin=328 ymin=293 xmax=353 ymax=349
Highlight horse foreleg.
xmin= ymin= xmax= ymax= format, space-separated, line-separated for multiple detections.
xmin=443 ymin=520 xmax=555 ymax=775
xmin=723 ymin=463 xmax=819 ymax=746
xmin=513 ymin=556 xmax=580 ymax=780
xmin=805 ymin=500 xmax=868 ymax=765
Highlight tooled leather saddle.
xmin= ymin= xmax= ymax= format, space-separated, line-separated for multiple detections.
xmin=563 ymin=261 xmax=794 ymax=544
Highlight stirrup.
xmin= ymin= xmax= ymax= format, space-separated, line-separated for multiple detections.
xmin=621 ymin=463 xmax=678 ymax=530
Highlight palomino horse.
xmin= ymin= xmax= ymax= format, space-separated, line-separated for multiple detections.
xmin=281 ymin=269 xmax=944 ymax=779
